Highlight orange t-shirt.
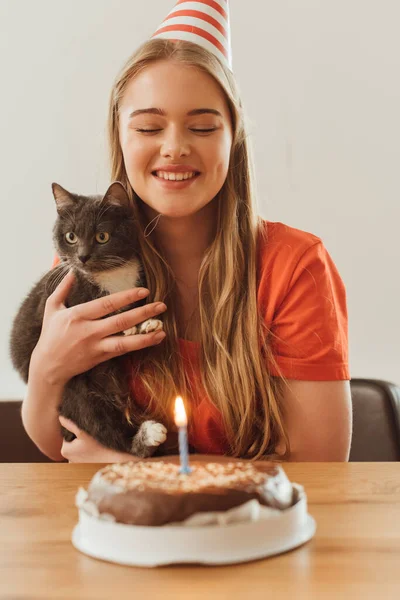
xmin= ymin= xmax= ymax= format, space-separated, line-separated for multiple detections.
xmin=52 ymin=220 xmax=349 ymax=454
xmin=132 ymin=220 xmax=350 ymax=454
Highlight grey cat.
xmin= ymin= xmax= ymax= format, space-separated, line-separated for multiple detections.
xmin=10 ymin=181 xmax=168 ymax=458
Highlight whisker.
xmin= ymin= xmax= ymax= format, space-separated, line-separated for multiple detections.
xmin=96 ymin=203 xmax=113 ymax=223
xmin=100 ymin=257 xmax=129 ymax=268
xmin=46 ymin=263 xmax=70 ymax=294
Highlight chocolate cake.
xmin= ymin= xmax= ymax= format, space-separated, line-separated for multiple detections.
xmin=83 ymin=461 xmax=296 ymax=526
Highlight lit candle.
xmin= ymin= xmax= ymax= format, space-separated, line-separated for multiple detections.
xmin=174 ymin=396 xmax=192 ymax=475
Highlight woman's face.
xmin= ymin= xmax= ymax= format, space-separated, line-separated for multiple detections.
xmin=118 ymin=60 xmax=233 ymax=219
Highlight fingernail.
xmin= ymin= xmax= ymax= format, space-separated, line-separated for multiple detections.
xmin=137 ymin=288 xmax=150 ymax=298
xmin=155 ymin=302 xmax=167 ymax=312
xmin=154 ymin=332 xmax=166 ymax=343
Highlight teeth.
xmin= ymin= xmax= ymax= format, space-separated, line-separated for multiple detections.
xmin=155 ymin=171 xmax=197 ymax=181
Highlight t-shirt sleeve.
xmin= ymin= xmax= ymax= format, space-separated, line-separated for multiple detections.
xmin=267 ymin=241 xmax=350 ymax=381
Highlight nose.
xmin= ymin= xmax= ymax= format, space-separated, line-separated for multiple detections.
xmin=78 ymin=254 xmax=91 ymax=264
xmin=160 ymin=127 xmax=190 ymax=159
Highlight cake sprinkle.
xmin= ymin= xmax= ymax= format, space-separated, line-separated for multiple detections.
xmin=97 ymin=461 xmax=279 ymax=494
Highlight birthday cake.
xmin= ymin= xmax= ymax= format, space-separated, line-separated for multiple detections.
xmin=76 ymin=460 xmax=298 ymax=526
xmin=73 ymin=459 xmax=316 ymax=566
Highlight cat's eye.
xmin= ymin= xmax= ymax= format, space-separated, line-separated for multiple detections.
xmin=96 ymin=232 xmax=110 ymax=244
xmin=65 ymin=232 xmax=78 ymax=244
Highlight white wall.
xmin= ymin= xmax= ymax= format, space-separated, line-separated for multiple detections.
xmin=1 ymin=0 xmax=399 ymax=399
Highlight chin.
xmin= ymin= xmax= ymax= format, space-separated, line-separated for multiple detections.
xmin=159 ymin=209 xmax=200 ymax=219
xmin=149 ymin=200 xmax=209 ymax=220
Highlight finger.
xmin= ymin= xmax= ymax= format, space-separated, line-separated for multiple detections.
xmin=73 ymin=287 xmax=150 ymax=321
xmin=59 ymin=415 xmax=82 ymax=437
xmin=98 ymin=302 xmax=167 ymax=337
xmin=100 ymin=330 xmax=166 ymax=358
xmin=60 ymin=439 xmax=74 ymax=462
xmin=48 ymin=269 xmax=75 ymax=308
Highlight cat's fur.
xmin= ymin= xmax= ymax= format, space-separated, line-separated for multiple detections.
xmin=10 ymin=181 xmax=168 ymax=458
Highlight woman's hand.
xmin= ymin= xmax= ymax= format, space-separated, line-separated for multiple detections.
xmin=59 ymin=418 xmax=236 ymax=464
xmin=59 ymin=416 xmax=134 ymax=463
xmin=33 ymin=269 xmax=167 ymax=386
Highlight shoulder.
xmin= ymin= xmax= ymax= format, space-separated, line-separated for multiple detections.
xmin=255 ymin=220 xmax=349 ymax=381
xmin=257 ymin=219 xmax=323 ymax=266
xmin=255 ymin=218 xmax=346 ymax=321
xmin=256 ymin=219 xmax=325 ymax=294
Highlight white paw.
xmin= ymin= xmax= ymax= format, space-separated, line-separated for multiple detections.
xmin=138 ymin=319 xmax=163 ymax=334
xmin=140 ymin=420 xmax=167 ymax=447
xmin=123 ymin=326 xmax=138 ymax=336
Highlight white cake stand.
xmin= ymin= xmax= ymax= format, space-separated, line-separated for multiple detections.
xmin=72 ymin=484 xmax=316 ymax=567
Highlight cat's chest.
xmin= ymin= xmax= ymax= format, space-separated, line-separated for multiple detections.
xmin=91 ymin=260 xmax=142 ymax=294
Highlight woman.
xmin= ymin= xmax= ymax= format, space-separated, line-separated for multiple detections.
xmin=21 ymin=9 xmax=352 ymax=463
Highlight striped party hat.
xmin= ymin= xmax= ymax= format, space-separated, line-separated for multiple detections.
xmin=152 ymin=0 xmax=232 ymax=71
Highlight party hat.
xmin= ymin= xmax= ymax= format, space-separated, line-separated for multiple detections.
xmin=152 ymin=0 xmax=232 ymax=71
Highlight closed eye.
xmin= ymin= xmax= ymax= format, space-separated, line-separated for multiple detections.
xmin=135 ymin=128 xmax=217 ymax=134
xmin=191 ymin=128 xmax=217 ymax=133
xmin=135 ymin=128 xmax=162 ymax=134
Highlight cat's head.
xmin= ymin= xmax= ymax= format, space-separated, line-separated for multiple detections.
xmin=52 ymin=181 xmax=140 ymax=274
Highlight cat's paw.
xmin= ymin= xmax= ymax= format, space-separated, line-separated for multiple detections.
xmin=123 ymin=326 xmax=138 ymax=336
xmin=137 ymin=319 xmax=163 ymax=334
xmin=140 ymin=420 xmax=167 ymax=447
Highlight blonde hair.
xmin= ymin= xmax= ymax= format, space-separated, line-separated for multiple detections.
xmin=108 ymin=39 xmax=290 ymax=460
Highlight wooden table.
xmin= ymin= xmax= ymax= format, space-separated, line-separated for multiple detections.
xmin=0 ymin=462 xmax=399 ymax=599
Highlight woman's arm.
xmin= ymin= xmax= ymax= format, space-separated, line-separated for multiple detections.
xmin=20 ymin=267 xmax=166 ymax=463
xmin=21 ymin=351 xmax=65 ymax=462
xmin=22 ymin=349 xmax=142 ymax=463
xmin=277 ymin=380 xmax=353 ymax=461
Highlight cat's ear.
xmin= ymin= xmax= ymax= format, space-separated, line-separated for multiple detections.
xmin=102 ymin=181 xmax=131 ymax=209
xmin=52 ymin=183 xmax=76 ymax=213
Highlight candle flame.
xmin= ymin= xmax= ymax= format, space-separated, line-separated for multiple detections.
xmin=174 ymin=396 xmax=187 ymax=427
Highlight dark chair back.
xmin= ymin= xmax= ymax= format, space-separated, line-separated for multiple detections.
xmin=350 ymin=378 xmax=400 ymax=461
xmin=0 ymin=401 xmax=52 ymax=462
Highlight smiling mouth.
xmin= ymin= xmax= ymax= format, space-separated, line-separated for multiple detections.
xmin=151 ymin=171 xmax=200 ymax=181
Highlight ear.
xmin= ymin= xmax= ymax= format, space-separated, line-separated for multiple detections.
xmin=102 ymin=181 xmax=131 ymax=209
xmin=52 ymin=183 xmax=76 ymax=212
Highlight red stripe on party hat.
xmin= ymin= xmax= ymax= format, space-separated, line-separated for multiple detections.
xmin=154 ymin=24 xmax=228 ymax=59
xmin=175 ymin=0 xmax=228 ymax=20
xmin=151 ymin=0 xmax=232 ymax=70
xmin=168 ymin=10 xmax=228 ymax=38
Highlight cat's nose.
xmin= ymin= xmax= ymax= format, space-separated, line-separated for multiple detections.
xmin=78 ymin=254 xmax=91 ymax=264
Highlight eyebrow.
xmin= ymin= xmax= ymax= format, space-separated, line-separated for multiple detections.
xmin=128 ymin=108 xmax=223 ymax=119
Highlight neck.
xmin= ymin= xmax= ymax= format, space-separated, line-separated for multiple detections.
xmin=143 ymin=203 xmax=217 ymax=342
xmin=146 ymin=202 xmax=217 ymax=279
